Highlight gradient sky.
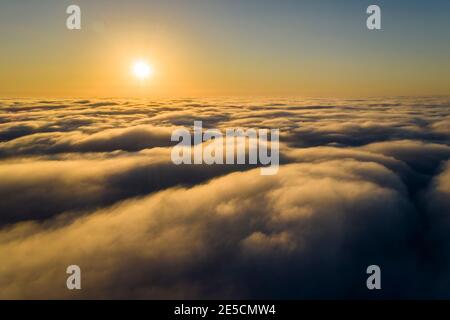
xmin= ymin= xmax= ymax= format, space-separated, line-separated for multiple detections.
xmin=1 ymin=0 xmax=450 ymax=97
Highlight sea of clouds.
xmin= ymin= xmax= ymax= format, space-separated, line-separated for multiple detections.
xmin=0 ymin=97 xmax=449 ymax=299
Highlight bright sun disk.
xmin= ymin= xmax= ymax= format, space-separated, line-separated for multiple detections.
xmin=132 ymin=60 xmax=153 ymax=80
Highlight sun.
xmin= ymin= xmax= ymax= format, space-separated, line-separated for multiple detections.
xmin=132 ymin=60 xmax=153 ymax=80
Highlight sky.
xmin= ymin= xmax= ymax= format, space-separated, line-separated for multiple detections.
xmin=1 ymin=0 xmax=450 ymax=97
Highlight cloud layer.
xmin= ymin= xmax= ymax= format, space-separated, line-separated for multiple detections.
xmin=0 ymin=97 xmax=449 ymax=299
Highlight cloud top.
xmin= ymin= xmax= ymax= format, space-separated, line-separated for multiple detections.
xmin=0 ymin=97 xmax=449 ymax=299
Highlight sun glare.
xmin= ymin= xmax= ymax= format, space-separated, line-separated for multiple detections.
xmin=132 ymin=60 xmax=153 ymax=80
